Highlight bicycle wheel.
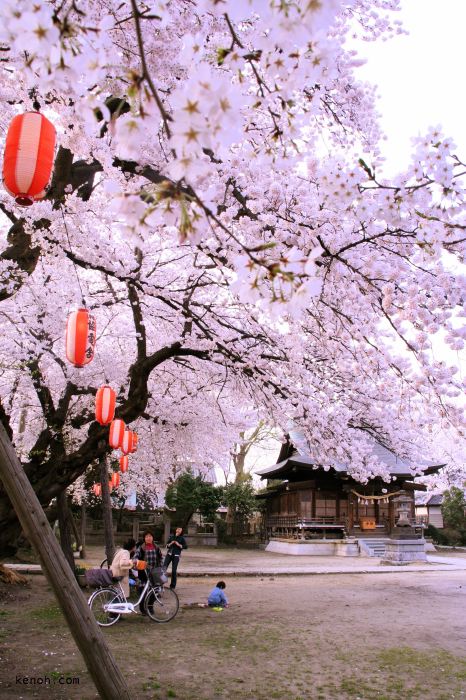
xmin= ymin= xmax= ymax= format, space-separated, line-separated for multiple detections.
xmin=88 ymin=587 xmax=122 ymax=626
xmin=144 ymin=586 xmax=179 ymax=623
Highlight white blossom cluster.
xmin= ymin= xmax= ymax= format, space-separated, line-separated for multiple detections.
xmin=0 ymin=0 xmax=464 ymax=493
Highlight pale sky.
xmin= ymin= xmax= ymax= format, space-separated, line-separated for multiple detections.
xmin=355 ymin=0 xmax=466 ymax=175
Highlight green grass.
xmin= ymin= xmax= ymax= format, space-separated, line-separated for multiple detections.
xmin=142 ymin=676 xmax=161 ymax=691
xmin=31 ymin=603 xmax=64 ymax=621
xmin=332 ymin=646 xmax=466 ymax=700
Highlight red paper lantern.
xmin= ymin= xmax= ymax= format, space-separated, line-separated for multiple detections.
xmin=109 ymin=419 xmax=125 ymax=448
xmin=111 ymin=472 xmax=120 ymax=488
xmin=93 ymin=483 xmax=101 ymax=497
xmin=119 ymin=455 xmax=129 ymax=473
xmin=130 ymin=432 xmax=138 ymax=453
xmin=108 ymin=481 xmax=113 ymax=492
xmin=120 ymin=430 xmax=134 ymax=455
xmin=65 ymin=308 xmax=96 ymax=367
xmin=95 ymin=385 xmax=116 ymax=425
xmin=3 ymin=112 xmax=56 ymax=206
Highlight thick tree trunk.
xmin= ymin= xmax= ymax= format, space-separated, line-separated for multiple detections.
xmin=68 ymin=501 xmax=82 ymax=553
xmin=100 ymin=454 xmax=115 ymax=566
xmin=0 ymin=563 xmax=27 ymax=585
xmin=57 ymin=489 xmax=75 ymax=572
xmin=80 ymin=504 xmax=86 ymax=559
xmin=226 ymin=443 xmax=246 ymax=536
xmin=0 ymin=423 xmax=132 ymax=700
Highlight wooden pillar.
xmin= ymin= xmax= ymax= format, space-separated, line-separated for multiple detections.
xmin=132 ymin=518 xmax=139 ymax=543
xmin=0 ymin=423 xmax=132 ymax=699
xmin=163 ymin=514 xmax=171 ymax=545
xmin=388 ymin=498 xmax=394 ymax=533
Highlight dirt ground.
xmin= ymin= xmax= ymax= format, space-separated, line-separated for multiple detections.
xmin=0 ymin=571 xmax=465 ymax=700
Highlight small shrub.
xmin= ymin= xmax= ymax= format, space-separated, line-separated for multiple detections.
xmin=74 ymin=565 xmax=88 ymax=576
xmin=442 ymin=528 xmax=462 ymax=546
xmin=425 ymin=524 xmax=448 ymax=545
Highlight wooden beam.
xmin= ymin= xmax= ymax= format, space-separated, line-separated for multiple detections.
xmin=403 ymin=482 xmax=427 ymax=492
xmin=0 ymin=423 xmax=132 ymax=700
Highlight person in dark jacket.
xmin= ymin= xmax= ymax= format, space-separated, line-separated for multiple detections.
xmin=163 ymin=527 xmax=187 ymax=589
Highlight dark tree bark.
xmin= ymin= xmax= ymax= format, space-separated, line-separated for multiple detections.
xmin=80 ymin=503 xmax=87 ymax=559
xmin=100 ymin=453 xmax=115 ymax=566
xmin=68 ymin=499 xmax=82 ymax=553
xmin=57 ymin=489 xmax=75 ymax=572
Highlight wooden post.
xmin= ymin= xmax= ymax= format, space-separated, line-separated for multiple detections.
xmin=80 ymin=503 xmax=87 ymax=560
xmin=0 ymin=423 xmax=132 ymax=700
xmin=163 ymin=514 xmax=171 ymax=545
xmin=99 ymin=451 xmax=115 ymax=566
xmin=132 ymin=518 xmax=139 ymax=543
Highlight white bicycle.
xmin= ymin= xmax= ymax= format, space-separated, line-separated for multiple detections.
xmin=88 ymin=573 xmax=179 ymax=626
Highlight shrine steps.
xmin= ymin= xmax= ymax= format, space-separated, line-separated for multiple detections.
xmin=358 ymin=538 xmax=390 ymax=557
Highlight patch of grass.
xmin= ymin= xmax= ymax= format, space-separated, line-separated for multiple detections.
xmin=31 ymin=604 xmax=63 ymax=621
xmin=142 ymin=675 xmax=160 ymax=691
xmin=167 ymin=689 xmax=176 ymax=698
xmin=340 ymin=676 xmax=378 ymax=696
xmin=377 ymin=645 xmax=466 ymax=682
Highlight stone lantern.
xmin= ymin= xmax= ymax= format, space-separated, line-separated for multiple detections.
xmin=382 ymin=491 xmax=426 ymax=565
xmin=393 ymin=493 xmax=412 ymax=528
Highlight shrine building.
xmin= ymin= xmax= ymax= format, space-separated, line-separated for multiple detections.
xmin=256 ymin=431 xmax=444 ymax=556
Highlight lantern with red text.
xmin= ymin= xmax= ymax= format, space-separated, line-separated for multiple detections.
xmin=119 ymin=455 xmax=129 ymax=473
xmin=93 ymin=483 xmax=101 ymax=497
xmin=120 ymin=430 xmax=134 ymax=455
xmin=111 ymin=472 xmax=120 ymax=489
xmin=129 ymin=432 xmax=138 ymax=454
xmin=109 ymin=419 xmax=125 ymax=449
xmin=95 ymin=385 xmax=116 ymax=425
xmin=3 ymin=112 xmax=56 ymax=206
xmin=65 ymin=308 xmax=96 ymax=367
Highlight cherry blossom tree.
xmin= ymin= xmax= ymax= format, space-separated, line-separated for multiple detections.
xmin=0 ymin=0 xmax=465 ymax=557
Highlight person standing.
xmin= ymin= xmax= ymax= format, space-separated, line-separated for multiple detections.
xmin=110 ymin=538 xmax=136 ymax=598
xmin=133 ymin=530 xmax=163 ymax=613
xmin=163 ymin=527 xmax=187 ymax=590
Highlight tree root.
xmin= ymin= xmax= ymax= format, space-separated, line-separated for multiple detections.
xmin=0 ymin=563 xmax=28 ymax=585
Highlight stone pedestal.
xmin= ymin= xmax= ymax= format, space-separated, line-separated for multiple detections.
xmin=381 ymin=538 xmax=427 ymax=565
xmin=266 ymin=539 xmax=359 ymax=556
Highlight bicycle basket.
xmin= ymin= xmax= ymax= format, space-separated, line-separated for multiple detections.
xmin=149 ymin=567 xmax=168 ymax=585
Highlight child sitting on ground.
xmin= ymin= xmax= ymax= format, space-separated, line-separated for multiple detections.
xmin=207 ymin=580 xmax=228 ymax=608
